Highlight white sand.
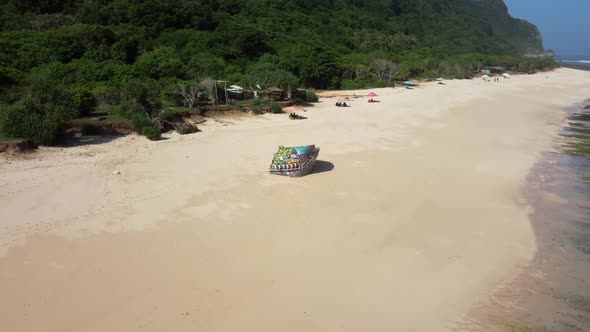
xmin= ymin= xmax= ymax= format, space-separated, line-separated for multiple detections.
xmin=1 ymin=68 xmax=590 ymax=331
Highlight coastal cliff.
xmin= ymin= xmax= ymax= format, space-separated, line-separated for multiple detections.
xmin=470 ymin=0 xmax=545 ymax=54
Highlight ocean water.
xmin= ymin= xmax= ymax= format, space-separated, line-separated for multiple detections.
xmin=557 ymin=54 xmax=590 ymax=70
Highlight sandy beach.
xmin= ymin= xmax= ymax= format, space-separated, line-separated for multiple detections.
xmin=1 ymin=68 xmax=590 ymax=331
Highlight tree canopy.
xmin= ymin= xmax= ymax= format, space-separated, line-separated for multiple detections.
xmin=0 ymin=0 xmax=557 ymax=143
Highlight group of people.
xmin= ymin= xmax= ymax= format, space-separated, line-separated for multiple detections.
xmin=289 ymin=112 xmax=306 ymax=120
xmin=335 ymin=101 xmax=348 ymax=107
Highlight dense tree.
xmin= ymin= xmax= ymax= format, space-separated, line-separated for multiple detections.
xmin=0 ymin=0 xmax=557 ymax=143
xmin=245 ymin=56 xmax=299 ymax=90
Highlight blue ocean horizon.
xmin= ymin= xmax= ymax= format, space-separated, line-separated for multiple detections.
xmin=556 ymin=54 xmax=590 ymax=71
xmin=556 ymin=54 xmax=590 ymax=64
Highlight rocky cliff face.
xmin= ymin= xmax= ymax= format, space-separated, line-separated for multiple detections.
xmin=470 ymin=0 xmax=545 ymax=53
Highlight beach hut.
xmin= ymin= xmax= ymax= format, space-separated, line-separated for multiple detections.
xmin=227 ymin=85 xmax=243 ymax=92
xmin=269 ymin=145 xmax=320 ymax=177
xmin=480 ymin=66 xmax=505 ymax=75
xmin=260 ymin=87 xmax=285 ymax=101
xmin=228 ymin=85 xmax=255 ymax=102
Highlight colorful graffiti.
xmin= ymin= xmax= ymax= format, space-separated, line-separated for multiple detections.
xmin=269 ymin=145 xmax=320 ymax=177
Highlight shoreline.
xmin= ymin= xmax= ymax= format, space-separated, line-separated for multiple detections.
xmin=1 ymin=68 xmax=590 ymax=331
xmin=468 ymin=100 xmax=590 ymax=331
xmin=559 ymin=63 xmax=590 ymax=72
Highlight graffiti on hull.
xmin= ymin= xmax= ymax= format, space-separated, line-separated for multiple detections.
xmin=269 ymin=145 xmax=320 ymax=177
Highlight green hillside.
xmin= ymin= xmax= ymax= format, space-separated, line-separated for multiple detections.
xmin=0 ymin=0 xmax=556 ymax=144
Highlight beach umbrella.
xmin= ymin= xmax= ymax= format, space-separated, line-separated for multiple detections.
xmin=502 ymin=73 xmax=510 ymax=78
xmin=482 ymin=75 xmax=490 ymax=79
xmin=403 ymin=81 xmax=416 ymax=86
xmin=367 ymin=92 xmax=378 ymax=97
xmin=436 ymin=77 xmax=444 ymax=81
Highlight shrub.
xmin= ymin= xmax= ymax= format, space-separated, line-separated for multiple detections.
xmin=305 ymin=90 xmax=319 ymax=103
xmin=0 ymin=83 xmax=76 ymax=145
xmin=141 ymin=126 xmax=161 ymax=141
xmin=158 ymin=109 xmax=176 ymax=122
xmin=118 ymin=102 xmax=150 ymax=128
xmin=340 ymin=79 xmax=389 ymax=90
xmin=178 ymin=123 xmax=200 ymax=135
xmin=269 ymin=101 xmax=283 ymax=114
xmin=72 ymin=88 xmax=97 ymax=117
xmin=250 ymin=99 xmax=283 ymax=114
xmin=93 ymin=85 xmax=121 ymax=108
xmin=0 ymin=103 xmax=68 ymax=145
xmin=116 ymin=79 xmax=166 ymax=140
xmin=251 ymin=98 xmax=265 ymax=114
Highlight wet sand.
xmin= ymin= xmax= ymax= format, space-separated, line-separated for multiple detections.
xmin=1 ymin=68 xmax=590 ymax=331
xmin=468 ymin=101 xmax=590 ymax=331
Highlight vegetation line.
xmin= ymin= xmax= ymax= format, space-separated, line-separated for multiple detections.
xmin=0 ymin=0 xmax=557 ymax=144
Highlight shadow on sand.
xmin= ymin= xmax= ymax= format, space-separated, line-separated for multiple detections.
xmin=310 ymin=160 xmax=334 ymax=175
xmin=60 ymin=135 xmax=125 ymax=147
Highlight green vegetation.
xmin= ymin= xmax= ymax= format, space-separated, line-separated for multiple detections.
xmin=0 ymin=134 xmax=18 ymax=141
xmin=251 ymin=99 xmax=283 ymax=115
xmin=562 ymin=109 xmax=590 ymax=157
xmin=0 ymin=80 xmax=76 ymax=144
xmin=178 ymin=123 xmax=200 ymax=135
xmin=305 ymin=91 xmax=319 ymax=103
xmin=269 ymin=101 xmax=283 ymax=114
xmin=0 ymin=0 xmax=557 ymax=144
xmin=500 ymin=320 xmax=551 ymax=332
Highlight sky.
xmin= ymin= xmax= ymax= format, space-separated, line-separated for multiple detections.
xmin=504 ymin=0 xmax=590 ymax=57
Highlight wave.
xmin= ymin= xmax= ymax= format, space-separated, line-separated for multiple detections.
xmin=559 ymin=59 xmax=590 ymax=64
